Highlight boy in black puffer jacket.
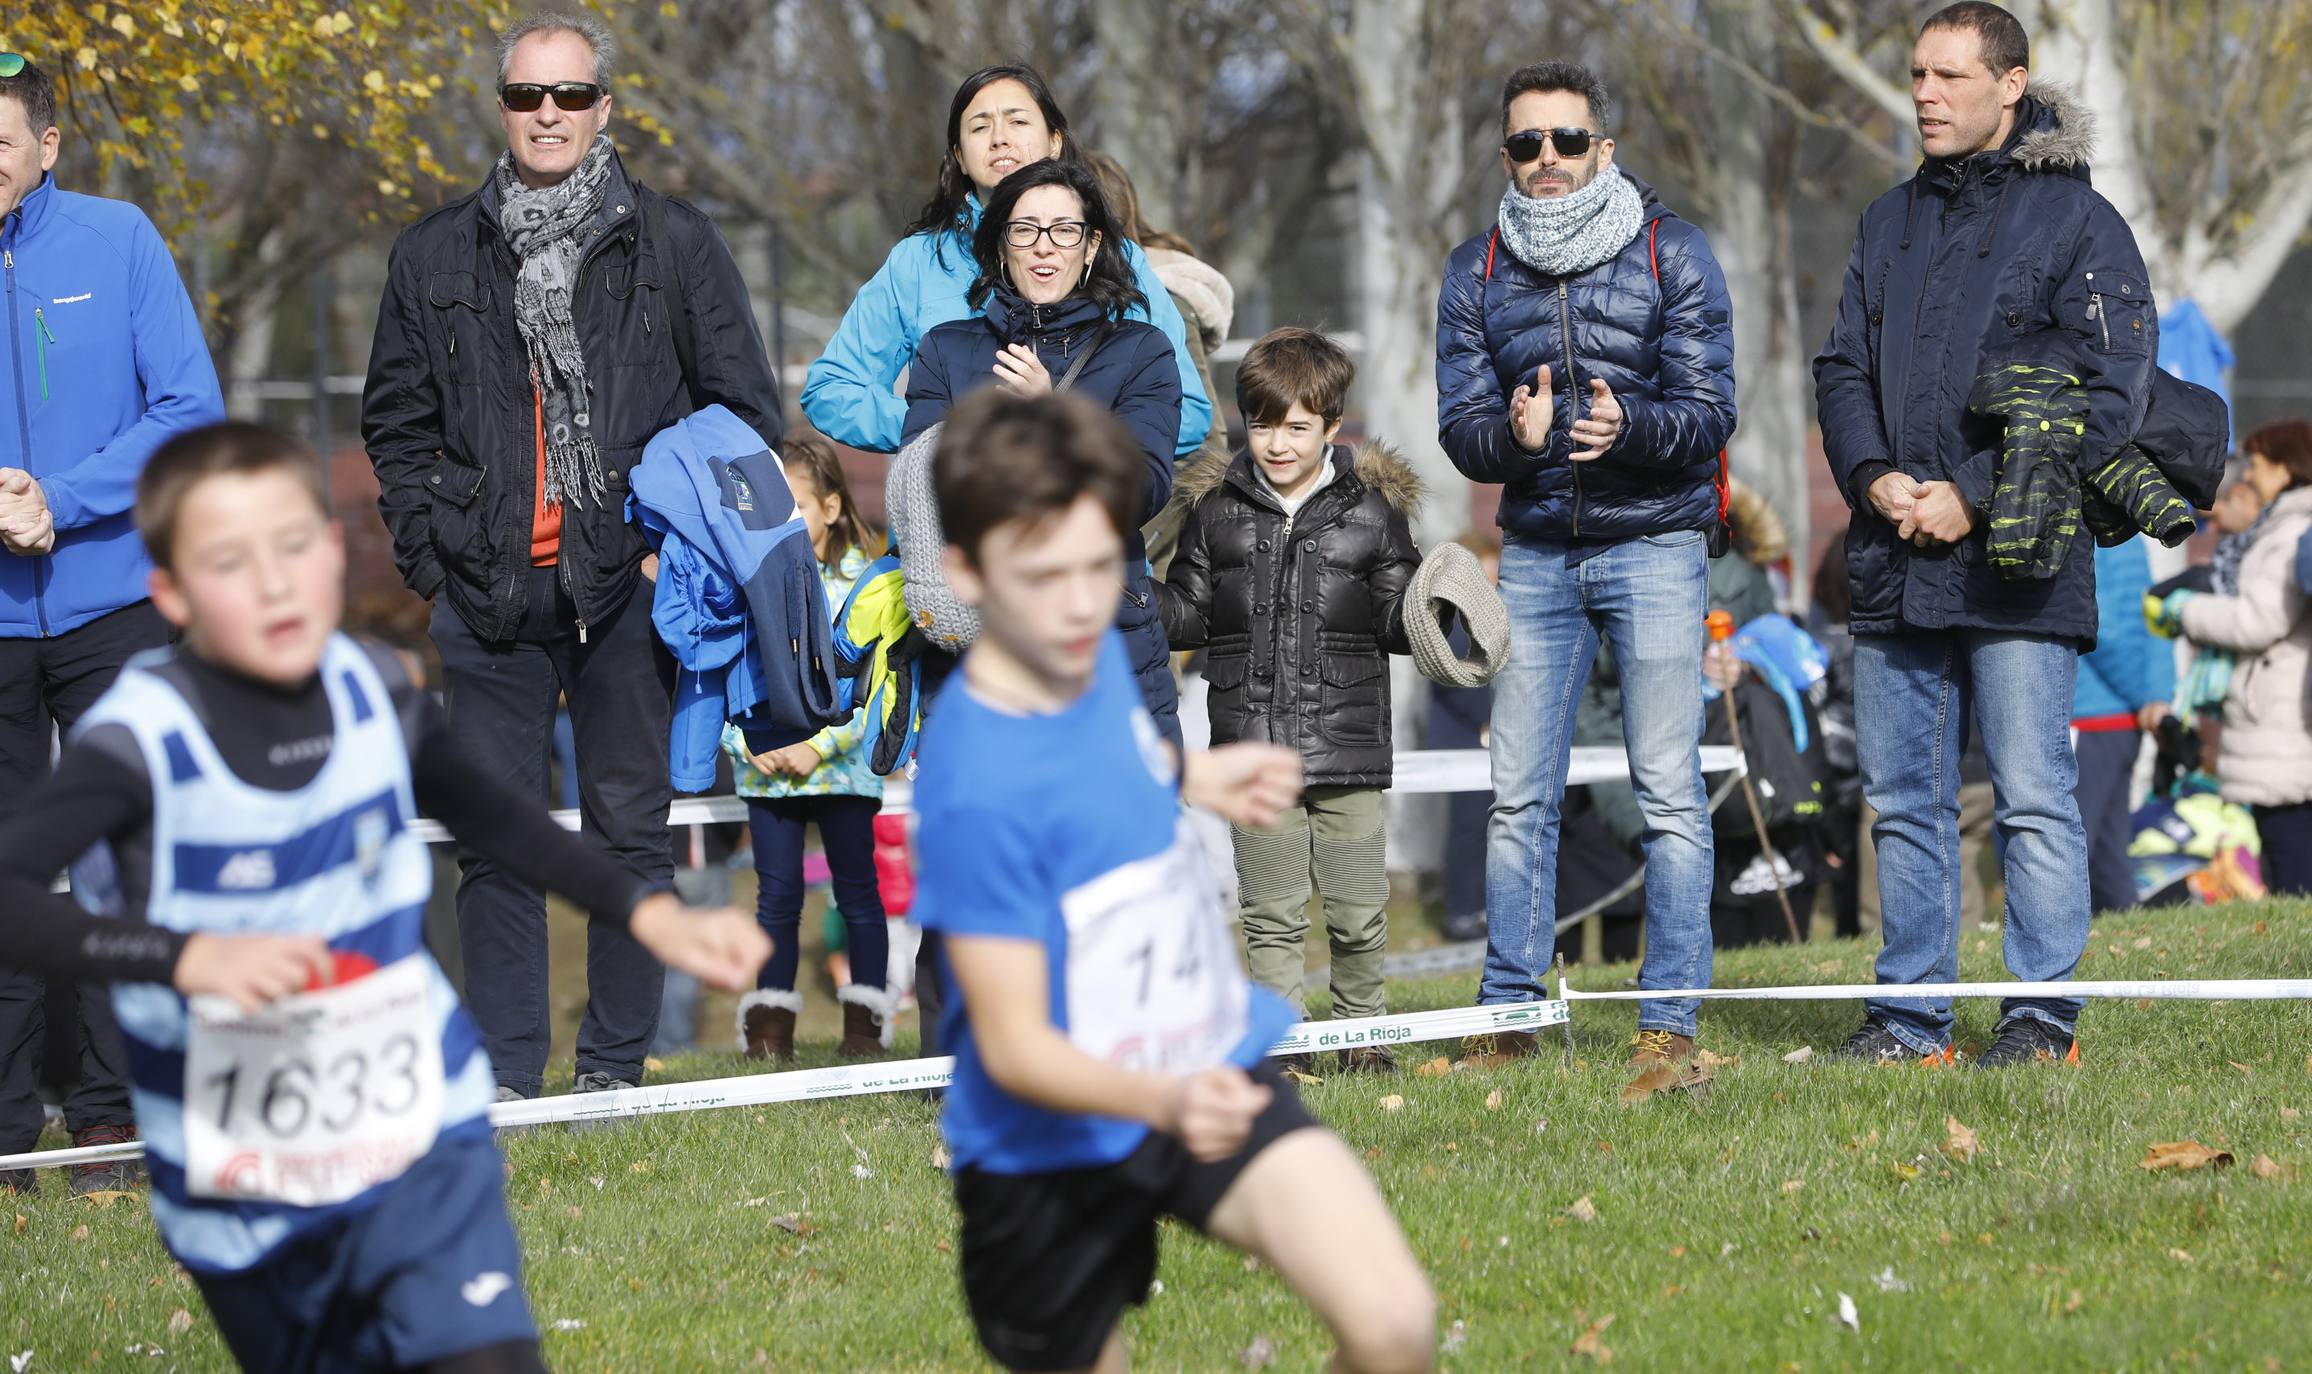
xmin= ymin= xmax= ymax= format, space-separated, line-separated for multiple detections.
xmin=1160 ymin=329 xmax=1421 ymax=1072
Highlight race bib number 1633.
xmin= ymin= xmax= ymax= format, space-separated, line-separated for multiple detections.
xmin=182 ymin=954 xmax=444 ymax=1207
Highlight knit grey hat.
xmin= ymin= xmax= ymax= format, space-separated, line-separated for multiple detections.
xmin=885 ymin=421 xmax=980 ymax=653
xmin=1406 ymin=541 xmax=1509 ymax=688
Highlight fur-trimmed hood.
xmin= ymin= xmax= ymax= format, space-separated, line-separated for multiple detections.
xmin=2010 ymin=83 xmax=2095 ymax=173
xmin=1177 ymin=440 xmax=1422 ymax=517
xmin=1146 ymin=246 xmax=1235 ymax=352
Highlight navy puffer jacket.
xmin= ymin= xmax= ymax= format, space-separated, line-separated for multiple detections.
xmin=1814 ymin=87 xmax=2159 ymax=646
xmin=902 ymin=283 xmax=1184 ymax=742
xmin=1435 ymin=171 xmax=1736 ymax=540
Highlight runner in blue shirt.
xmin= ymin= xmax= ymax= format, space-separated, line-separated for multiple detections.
xmin=912 ymin=388 xmax=1436 ymax=1374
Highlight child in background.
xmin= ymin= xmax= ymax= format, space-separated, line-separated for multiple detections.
xmin=1159 ymin=328 xmax=1422 ymax=1073
xmin=0 ymin=422 xmax=766 ymax=1372
xmin=728 ymin=435 xmax=893 ymax=1060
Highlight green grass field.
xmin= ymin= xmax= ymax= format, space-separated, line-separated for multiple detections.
xmin=7 ymin=900 xmax=2311 ymax=1372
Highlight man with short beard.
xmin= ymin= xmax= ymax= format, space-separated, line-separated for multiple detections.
xmin=1435 ymin=61 xmax=1735 ymax=1088
xmin=1815 ymin=2 xmax=2161 ymax=1067
xmin=363 ymin=12 xmax=783 ymax=1105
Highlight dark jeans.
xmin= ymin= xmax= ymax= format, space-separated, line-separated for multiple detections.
xmin=2072 ymin=728 xmax=2142 ymax=914
xmin=2256 ymin=801 xmax=2312 ymax=897
xmin=747 ymin=794 xmax=888 ymax=993
xmin=0 ymin=600 xmax=165 ymax=1152
xmin=430 ymin=569 xmax=673 ymax=1096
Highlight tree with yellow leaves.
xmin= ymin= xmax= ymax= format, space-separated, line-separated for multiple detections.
xmin=0 ymin=0 xmax=495 ymax=223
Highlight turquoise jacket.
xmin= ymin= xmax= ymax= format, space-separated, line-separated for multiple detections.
xmin=722 ymin=546 xmax=883 ymax=801
xmin=800 ymin=197 xmax=1211 ymax=457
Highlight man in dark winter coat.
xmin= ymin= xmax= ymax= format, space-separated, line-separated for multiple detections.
xmin=361 ymin=13 xmax=784 ymax=1103
xmin=1814 ymin=2 xmax=2158 ymax=1068
xmin=1434 ymin=61 xmax=1736 ymax=1082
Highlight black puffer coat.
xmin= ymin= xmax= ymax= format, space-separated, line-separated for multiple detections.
xmin=363 ymin=146 xmax=784 ymax=641
xmin=1160 ymin=444 xmax=1420 ymax=787
xmin=1814 ymin=87 xmax=2158 ymax=646
xmin=1435 ymin=171 xmax=1736 ymax=540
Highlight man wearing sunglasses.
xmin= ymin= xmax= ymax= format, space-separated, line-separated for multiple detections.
xmin=363 ymin=12 xmax=784 ymax=1109
xmin=1815 ymin=3 xmax=2164 ymax=1069
xmin=0 ymin=55 xmax=225 ymax=1199
xmin=1435 ymin=61 xmax=1735 ymax=1089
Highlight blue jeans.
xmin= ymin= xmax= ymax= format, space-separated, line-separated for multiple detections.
xmin=1855 ymin=631 xmax=2089 ymax=1050
xmin=1481 ymin=531 xmax=1714 ymax=1034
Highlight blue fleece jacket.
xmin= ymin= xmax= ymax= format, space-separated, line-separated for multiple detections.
xmin=799 ymin=196 xmax=1210 ymax=457
xmin=1 ymin=174 xmax=223 ymax=637
xmin=630 ymin=405 xmax=846 ymax=791
xmin=2074 ymin=539 xmax=2176 ymax=719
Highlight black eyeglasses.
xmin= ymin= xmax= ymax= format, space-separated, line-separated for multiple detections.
xmin=1504 ymin=127 xmax=1598 ymax=162
xmin=0 ymin=54 xmax=28 ymax=80
xmin=499 ymin=82 xmax=604 ymax=112
xmin=1004 ymin=220 xmax=1089 ymax=250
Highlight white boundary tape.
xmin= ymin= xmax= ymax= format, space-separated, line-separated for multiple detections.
xmin=403 ymin=745 xmax=1746 ymax=844
xmin=23 ymin=974 xmax=2301 ymax=1172
xmin=1561 ymin=977 xmax=2312 ymax=1002
xmin=0 ymin=1000 xmax=1570 ymax=1172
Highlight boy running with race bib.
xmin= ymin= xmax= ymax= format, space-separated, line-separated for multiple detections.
xmin=0 ymin=422 xmax=769 ymax=1373
xmin=911 ymin=390 xmax=1436 ymax=1374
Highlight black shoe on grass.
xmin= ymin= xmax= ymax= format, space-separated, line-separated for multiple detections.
xmin=1973 ymin=1018 xmax=2078 ymax=1068
xmin=1835 ymin=1017 xmax=1955 ymax=1066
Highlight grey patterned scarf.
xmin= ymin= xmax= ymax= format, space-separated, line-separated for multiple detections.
xmin=497 ymin=136 xmax=616 ymax=509
xmin=1495 ymin=168 xmax=1645 ymax=278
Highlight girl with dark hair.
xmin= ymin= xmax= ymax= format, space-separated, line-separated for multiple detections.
xmin=900 ymin=159 xmax=1186 ymax=745
xmin=801 ymin=64 xmax=1210 ymax=459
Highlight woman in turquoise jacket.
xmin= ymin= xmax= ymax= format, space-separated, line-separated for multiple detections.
xmin=800 ymin=63 xmax=1211 ymax=459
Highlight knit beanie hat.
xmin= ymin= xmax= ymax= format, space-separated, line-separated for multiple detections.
xmin=1406 ymin=541 xmax=1510 ymax=688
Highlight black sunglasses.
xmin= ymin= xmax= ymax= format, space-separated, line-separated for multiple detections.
xmin=499 ymin=82 xmax=604 ymax=113
xmin=1504 ymin=127 xmax=1598 ymax=162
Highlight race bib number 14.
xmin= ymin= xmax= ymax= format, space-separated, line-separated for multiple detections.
xmin=182 ymin=954 xmax=444 ymax=1207
xmin=1061 ymin=820 xmax=1250 ymax=1073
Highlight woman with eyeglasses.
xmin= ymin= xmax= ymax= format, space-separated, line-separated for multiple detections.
xmin=898 ymin=159 xmax=1185 ymax=742
xmin=800 ymin=64 xmax=1210 ymax=462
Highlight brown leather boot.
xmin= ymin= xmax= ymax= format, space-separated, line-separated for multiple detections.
xmin=1340 ymin=1045 xmax=1399 ymax=1074
xmin=1456 ymin=1029 xmax=1542 ymax=1070
xmin=835 ymin=985 xmax=894 ymax=1058
xmin=1625 ymin=1029 xmax=1708 ymax=1096
xmin=1626 ymin=1029 xmax=1696 ymax=1071
xmin=738 ymin=990 xmax=801 ymax=1062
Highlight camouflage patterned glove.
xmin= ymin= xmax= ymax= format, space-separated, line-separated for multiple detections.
xmin=1970 ymin=359 xmax=2088 ymax=581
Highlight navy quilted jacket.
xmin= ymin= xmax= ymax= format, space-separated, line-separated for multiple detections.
xmin=1813 ymin=88 xmax=2158 ymax=645
xmin=1435 ymin=171 xmax=1736 ymax=540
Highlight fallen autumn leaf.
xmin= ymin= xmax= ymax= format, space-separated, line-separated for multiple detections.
xmin=1782 ymin=1045 xmax=1814 ymax=1064
xmin=2251 ymin=1154 xmax=2283 ymax=1181
xmin=1485 ymin=1088 xmax=1504 ymax=1112
xmin=1942 ymin=1116 xmax=1981 ymax=1164
xmin=1379 ymin=1095 xmax=1405 ymax=1112
xmin=1413 ymin=1056 xmax=1454 ymax=1078
xmin=1570 ymin=1311 xmax=1615 ymax=1365
xmin=1835 ymin=1292 xmax=1860 ymax=1332
xmin=2141 ymin=1141 xmax=2234 ymax=1172
xmin=1565 ymin=1196 xmax=1599 ymax=1223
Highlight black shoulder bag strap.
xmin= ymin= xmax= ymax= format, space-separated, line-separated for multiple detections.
xmin=1054 ymin=323 xmax=1116 ymax=393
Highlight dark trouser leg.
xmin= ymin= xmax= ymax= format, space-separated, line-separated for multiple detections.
xmin=557 ymin=580 xmax=673 ymax=1086
xmin=430 ymin=595 xmax=561 ymax=1098
xmin=0 ymin=628 xmax=52 ymax=1157
xmin=2071 ymin=729 xmax=2142 ymax=914
xmin=746 ymin=798 xmax=809 ymax=992
xmin=2255 ymin=801 xmax=2312 ymax=897
xmin=42 ymin=603 xmax=164 ymax=1131
xmin=815 ymin=796 xmax=890 ymax=990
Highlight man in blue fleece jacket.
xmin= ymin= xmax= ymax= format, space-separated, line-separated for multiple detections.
xmin=0 ymin=56 xmax=225 ymax=1198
